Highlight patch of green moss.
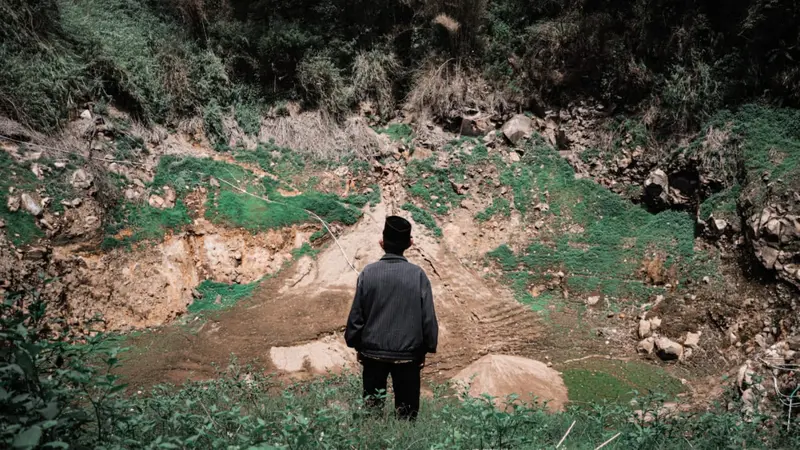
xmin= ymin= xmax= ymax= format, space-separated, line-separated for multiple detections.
xmin=0 ymin=152 xmax=78 ymax=246
xmin=405 ymin=158 xmax=465 ymax=215
xmin=401 ymin=203 xmax=442 ymax=237
xmin=101 ymin=201 xmax=192 ymax=250
xmin=291 ymin=242 xmax=319 ymax=259
xmin=235 ymin=142 xmax=306 ymax=181
xmin=188 ymin=279 xmax=259 ymax=313
xmin=343 ymin=184 xmax=381 ymax=208
xmin=699 ymin=184 xmax=741 ymax=221
xmin=475 ymin=197 xmax=511 ymax=222
xmin=486 ymin=141 xmax=710 ymax=304
xmin=562 ymin=359 xmax=684 ymax=405
xmin=376 ymin=123 xmax=413 ymax=145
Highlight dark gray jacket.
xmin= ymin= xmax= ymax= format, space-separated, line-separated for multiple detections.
xmin=345 ymin=254 xmax=438 ymax=360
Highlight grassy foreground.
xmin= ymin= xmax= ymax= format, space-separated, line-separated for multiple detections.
xmin=2 ymin=302 xmax=797 ymax=450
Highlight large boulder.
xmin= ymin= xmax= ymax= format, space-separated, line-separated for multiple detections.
xmin=20 ymin=193 xmax=43 ymax=216
xmin=643 ymin=169 xmax=669 ymax=207
xmin=451 ymin=354 xmax=568 ymax=412
xmin=655 ymin=337 xmax=684 ymax=361
xmin=748 ymin=206 xmax=800 ymax=287
xmin=501 ymin=115 xmax=534 ymax=145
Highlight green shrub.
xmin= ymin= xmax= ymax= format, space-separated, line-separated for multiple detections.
xmin=352 ymin=50 xmax=401 ymax=118
xmin=297 ymin=53 xmax=352 ymax=119
xmin=203 ymin=98 xmax=227 ymax=150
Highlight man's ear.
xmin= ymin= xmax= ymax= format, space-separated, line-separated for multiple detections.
xmin=379 ymin=239 xmax=384 ymax=249
xmin=409 ymin=238 xmax=415 ymax=247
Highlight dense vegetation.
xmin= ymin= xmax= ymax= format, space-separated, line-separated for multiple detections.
xmin=3 ymin=302 xmax=800 ymax=450
xmin=2 ymin=0 xmax=798 ymax=134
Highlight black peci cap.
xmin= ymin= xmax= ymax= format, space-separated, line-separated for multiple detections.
xmin=383 ymin=215 xmax=412 ymax=248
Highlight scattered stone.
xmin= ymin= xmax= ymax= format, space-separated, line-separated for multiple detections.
xmin=163 ymin=186 xmax=177 ymax=207
xmin=61 ymin=198 xmax=82 ymax=208
xmin=754 ymin=333 xmax=767 ymax=349
xmin=501 ymin=114 xmax=534 ymax=145
xmin=21 ymin=193 xmax=42 ymax=216
xmin=133 ymin=178 xmax=146 ymax=188
xmin=214 ymin=294 xmax=222 ymax=305
xmin=460 ymin=117 xmax=491 ymax=137
xmin=655 ymin=337 xmax=683 ymax=361
xmin=787 ymin=336 xmax=800 ymax=351
xmin=233 ymin=251 xmax=243 ymax=261
xmin=54 ymin=161 xmax=67 ymax=169
xmin=333 ymin=166 xmax=350 ymax=177
xmin=80 ymin=109 xmax=92 ymax=120
xmin=586 ymin=295 xmax=600 ymax=306
xmin=460 ymin=199 xmax=476 ymax=211
xmin=684 ymin=331 xmax=702 ymax=349
xmin=31 ymin=163 xmax=44 ymax=179
xmin=148 ymin=195 xmax=166 ymax=209
xmin=209 ymin=177 xmax=220 ymax=188
xmin=70 ymin=169 xmax=94 ymax=189
xmin=191 ymin=288 xmax=203 ymax=299
xmin=638 ymin=319 xmax=652 ymax=338
xmin=534 ymin=220 xmax=544 ymax=229
xmin=24 ymin=247 xmax=48 ymax=261
xmin=702 ymin=276 xmax=710 ymax=284
xmin=7 ymin=196 xmax=20 ymax=212
xmin=509 ymin=151 xmax=520 ymax=163
xmin=637 ymin=337 xmax=656 ymax=355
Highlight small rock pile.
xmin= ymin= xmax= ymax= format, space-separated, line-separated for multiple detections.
xmin=636 ymin=314 xmax=703 ymax=362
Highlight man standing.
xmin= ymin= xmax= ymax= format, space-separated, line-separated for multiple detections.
xmin=344 ymin=216 xmax=438 ymax=420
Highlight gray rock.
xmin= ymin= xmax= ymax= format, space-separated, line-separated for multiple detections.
xmin=644 ymin=169 xmax=669 ymax=205
xmin=638 ymin=319 xmax=652 ymax=338
xmin=6 ymin=196 xmax=20 ymax=212
xmin=80 ymin=109 xmax=92 ymax=120
xmin=21 ymin=193 xmax=42 ymax=216
xmin=509 ymin=151 xmax=520 ymax=163
xmin=70 ymin=169 xmax=93 ymax=189
xmin=684 ymin=331 xmax=702 ymax=349
xmin=787 ymin=336 xmax=800 ymax=351
xmin=637 ymin=337 xmax=656 ymax=354
xmin=655 ymin=337 xmax=683 ymax=361
xmin=24 ymin=247 xmax=48 ymax=261
xmin=586 ymin=295 xmax=600 ymax=306
xmin=148 ymin=195 xmax=165 ymax=209
xmin=501 ymin=114 xmax=533 ymax=144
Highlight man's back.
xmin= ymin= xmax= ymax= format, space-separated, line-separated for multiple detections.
xmin=345 ymin=254 xmax=438 ymax=361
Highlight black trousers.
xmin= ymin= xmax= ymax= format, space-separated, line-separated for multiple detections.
xmin=361 ymin=357 xmax=421 ymax=420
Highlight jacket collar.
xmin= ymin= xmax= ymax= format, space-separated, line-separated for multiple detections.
xmin=380 ymin=253 xmax=407 ymax=262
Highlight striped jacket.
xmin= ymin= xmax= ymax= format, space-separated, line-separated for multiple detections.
xmin=345 ymin=253 xmax=438 ymax=361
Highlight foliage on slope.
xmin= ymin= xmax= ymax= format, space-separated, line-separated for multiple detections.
xmin=2 ymin=0 xmax=799 ymax=136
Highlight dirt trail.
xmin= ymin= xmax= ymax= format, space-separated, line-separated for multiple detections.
xmin=120 ymin=186 xmax=545 ymax=388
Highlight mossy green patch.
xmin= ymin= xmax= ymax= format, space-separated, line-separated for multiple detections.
xmin=401 ymin=203 xmax=442 ymax=237
xmin=101 ymin=201 xmax=192 ymax=250
xmin=188 ymin=279 xmax=259 ymax=313
xmin=475 ymin=197 xmax=511 ymax=222
xmin=0 ymin=152 xmax=78 ymax=246
xmin=486 ymin=140 xmax=713 ymax=304
xmin=405 ymin=158 xmax=465 ymax=215
xmin=376 ymin=123 xmax=413 ymax=145
xmin=562 ymin=359 xmax=684 ymax=405
xmin=699 ymin=184 xmax=741 ymax=221
xmin=235 ymin=142 xmax=306 ymax=181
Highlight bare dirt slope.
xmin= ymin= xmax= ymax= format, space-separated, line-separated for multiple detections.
xmin=120 ymin=192 xmax=544 ymax=388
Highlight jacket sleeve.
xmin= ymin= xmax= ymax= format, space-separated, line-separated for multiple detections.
xmin=421 ymin=272 xmax=438 ymax=354
xmin=344 ymin=273 xmax=365 ymax=349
